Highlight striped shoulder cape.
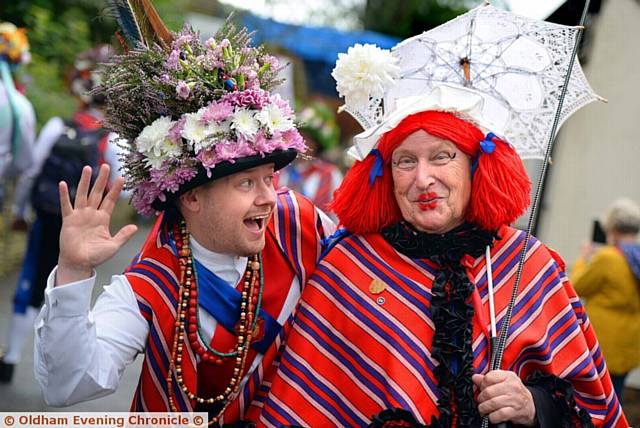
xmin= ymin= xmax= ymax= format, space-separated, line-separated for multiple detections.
xmin=258 ymin=226 xmax=627 ymax=427
xmin=125 ymin=189 xmax=327 ymax=423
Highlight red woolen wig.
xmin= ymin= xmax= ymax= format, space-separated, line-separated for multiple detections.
xmin=331 ymin=111 xmax=531 ymax=234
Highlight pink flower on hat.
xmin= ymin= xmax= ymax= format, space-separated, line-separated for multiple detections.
xmin=202 ymin=101 xmax=234 ymax=123
xmin=132 ymin=181 xmax=164 ymax=216
xmin=197 ymin=148 xmax=220 ymax=171
xmin=215 ymin=140 xmax=255 ymax=163
xmin=281 ymin=128 xmax=306 ymax=152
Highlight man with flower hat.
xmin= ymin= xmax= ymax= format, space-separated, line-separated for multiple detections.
xmin=257 ymin=35 xmax=627 ymax=428
xmin=33 ymin=13 xmax=333 ymax=426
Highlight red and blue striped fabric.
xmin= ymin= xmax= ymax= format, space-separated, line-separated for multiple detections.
xmin=258 ymin=226 xmax=628 ymax=427
xmin=126 ymin=189 xmax=326 ymax=423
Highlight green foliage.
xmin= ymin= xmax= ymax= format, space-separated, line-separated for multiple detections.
xmin=364 ymin=0 xmax=470 ymax=38
xmin=1 ymin=0 xmax=185 ymax=129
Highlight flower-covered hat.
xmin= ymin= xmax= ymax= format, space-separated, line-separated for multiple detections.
xmin=0 ymin=22 xmax=30 ymax=66
xmin=97 ymin=7 xmax=305 ymax=216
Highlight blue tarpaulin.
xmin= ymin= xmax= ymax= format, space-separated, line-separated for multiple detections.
xmin=242 ymin=14 xmax=400 ymax=96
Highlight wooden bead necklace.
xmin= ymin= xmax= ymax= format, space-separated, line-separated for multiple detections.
xmin=166 ymin=220 xmax=264 ymax=425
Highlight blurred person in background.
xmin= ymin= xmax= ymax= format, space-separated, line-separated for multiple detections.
xmin=276 ymin=100 xmax=343 ymax=213
xmin=0 ymin=44 xmax=120 ymax=383
xmin=0 ymin=22 xmax=35 ymax=208
xmin=571 ymin=198 xmax=640 ymax=405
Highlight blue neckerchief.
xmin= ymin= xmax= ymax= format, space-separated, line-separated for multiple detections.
xmin=193 ymin=259 xmax=282 ymax=354
xmin=167 ymin=233 xmax=282 ymax=354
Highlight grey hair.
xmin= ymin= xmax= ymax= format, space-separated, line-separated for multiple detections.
xmin=602 ymin=198 xmax=640 ymax=235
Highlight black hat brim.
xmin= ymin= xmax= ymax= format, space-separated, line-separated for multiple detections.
xmin=152 ymin=148 xmax=298 ymax=211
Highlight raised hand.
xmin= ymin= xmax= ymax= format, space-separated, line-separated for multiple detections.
xmin=56 ymin=164 xmax=138 ymax=286
xmin=473 ymin=370 xmax=536 ymax=427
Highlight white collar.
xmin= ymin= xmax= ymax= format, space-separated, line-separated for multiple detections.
xmin=189 ymin=235 xmax=248 ymax=286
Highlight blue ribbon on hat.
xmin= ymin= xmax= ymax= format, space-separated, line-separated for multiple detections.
xmin=472 ymin=132 xmax=497 ymax=175
xmin=369 ymin=149 xmax=384 ymax=186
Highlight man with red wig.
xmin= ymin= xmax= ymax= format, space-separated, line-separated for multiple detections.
xmin=255 ymin=54 xmax=627 ymax=427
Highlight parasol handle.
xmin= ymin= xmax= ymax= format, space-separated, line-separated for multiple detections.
xmin=480 ymin=2 xmax=592 ymax=428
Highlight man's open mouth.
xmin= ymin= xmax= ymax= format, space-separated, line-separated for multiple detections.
xmin=243 ymin=214 xmax=270 ymax=232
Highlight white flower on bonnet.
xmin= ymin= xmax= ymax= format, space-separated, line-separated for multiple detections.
xmin=331 ymin=43 xmax=400 ymax=109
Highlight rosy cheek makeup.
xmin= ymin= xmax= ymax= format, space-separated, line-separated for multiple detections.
xmin=417 ymin=192 xmax=439 ymax=211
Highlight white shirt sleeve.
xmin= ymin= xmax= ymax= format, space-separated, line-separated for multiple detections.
xmin=34 ymin=267 xmax=148 ymax=407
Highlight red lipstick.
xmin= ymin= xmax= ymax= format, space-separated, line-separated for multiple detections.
xmin=417 ymin=192 xmax=439 ymax=211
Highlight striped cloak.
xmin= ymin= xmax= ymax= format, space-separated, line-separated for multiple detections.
xmin=125 ymin=189 xmax=328 ymax=423
xmin=258 ymin=226 xmax=628 ymax=427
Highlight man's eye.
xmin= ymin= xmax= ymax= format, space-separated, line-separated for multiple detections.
xmin=264 ymin=175 xmax=274 ymax=186
xmin=240 ymin=179 xmax=254 ymax=188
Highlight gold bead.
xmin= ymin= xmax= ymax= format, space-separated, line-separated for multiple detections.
xmin=251 ymin=261 xmax=260 ymax=271
xmin=197 ymin=398 xmax=204 ymax=404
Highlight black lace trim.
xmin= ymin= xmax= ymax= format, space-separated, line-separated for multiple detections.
xmin=380 ymin=222 xmax=496 ymax=427
xmin=524 ymin=371 xmax=595 ymax=428
xmin=380 ymin=222 xmax=496 ymax=262
xmin=368 ymin=408 xmax=427 ymax=428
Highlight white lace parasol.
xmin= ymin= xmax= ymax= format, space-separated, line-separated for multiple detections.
xmin=338 ymin=3 xmax=603 ymax=160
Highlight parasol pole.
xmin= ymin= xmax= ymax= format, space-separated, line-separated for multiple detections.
xmin=483 ymin=1 xmax=592 ymax=427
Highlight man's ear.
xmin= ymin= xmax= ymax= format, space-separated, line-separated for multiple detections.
xmin=179 ymin=188 xmax=200 ymax=213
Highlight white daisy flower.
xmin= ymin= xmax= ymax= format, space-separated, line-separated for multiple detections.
xmin=181 ymin=108 xmax=208 ymax=149
xmin=255 ymin=104 xmax=294 ymax=133
xmin=136 ymin=116 xmax=175 ymax=156
xmin=332 ymin=43 xmax=400 ymax=109
xmin=231 ymin=108 xmax=259 ymax=137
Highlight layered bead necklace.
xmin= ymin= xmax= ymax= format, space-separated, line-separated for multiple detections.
xmin=167 ymin=220 xmax=264 ymax=425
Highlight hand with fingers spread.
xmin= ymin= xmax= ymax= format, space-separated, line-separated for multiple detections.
xmin=473 ymin=370 xmax=537 ymax=427
xmin=56 ymin=164 xmax=138 ymax=286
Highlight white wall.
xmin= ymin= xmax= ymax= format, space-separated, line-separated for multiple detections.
xmin=536 ymin=0 xmax=640 ymax=264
